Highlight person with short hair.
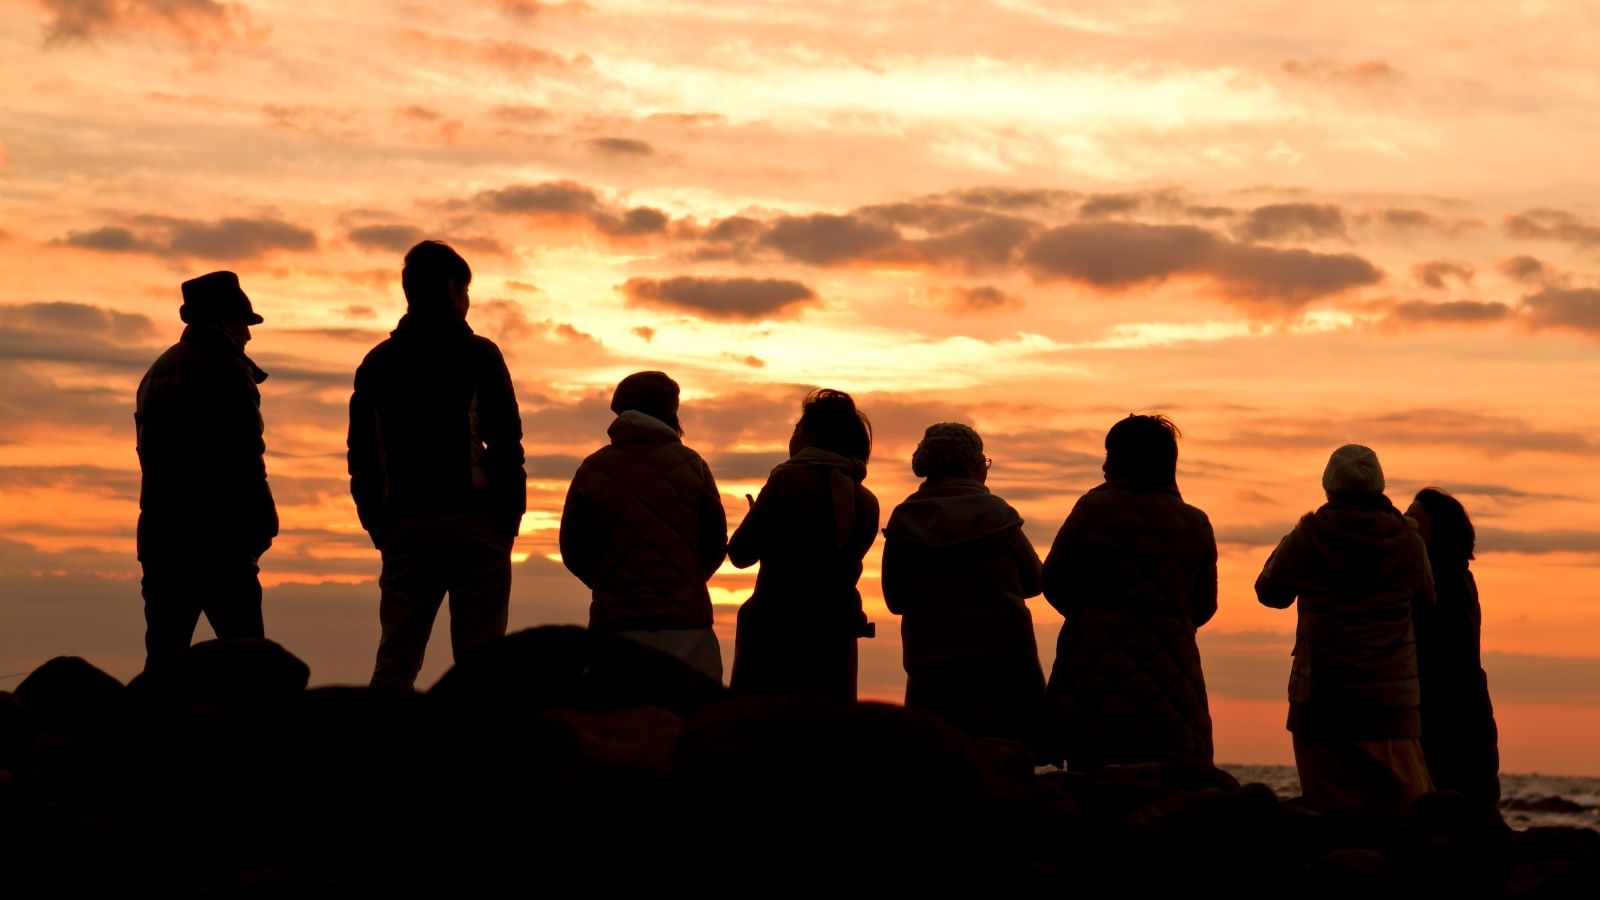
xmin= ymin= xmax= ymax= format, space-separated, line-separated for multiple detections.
xmin=1041 ymin=414 xmax=1218 ymax=770
xmin=560 ymin=371 xmax=728 ymax=681
xmin=728 ymin=389 xmax=880 ymax=699
xmin=136 ymin=271 xmax=278 ymax=667
xmin=1407 ymin=487 xmax=1502 ymax=812
xmin=882 ymin=423 xmax=1044 ymax=743
xmin=348 ymin=241 xmax=527 ymax=689
xmin=1256 ymin=445 xmax=1436 ymax=813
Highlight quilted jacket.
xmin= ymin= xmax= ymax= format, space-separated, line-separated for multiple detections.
xmin=1256 ymin=495 xmax=1434 ymax=740
xmin=560 ymin=411 xmax=728 ymax=632
xmin=1041 ymin=479 xmax=1218 ymax=769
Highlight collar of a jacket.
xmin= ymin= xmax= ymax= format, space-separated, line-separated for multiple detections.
xmin=1093 ymin=477 xmax=1181 ymax=498
xmin=180 ymin=323 xmax=269 ymax=384
xmin=392 ymin=311 xmax=474 ymax=341
xmin=608 ymin=409 xmax=683 ymax=444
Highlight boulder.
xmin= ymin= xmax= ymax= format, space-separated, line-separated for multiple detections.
xmin=14 ymin=657 xmax=125 ymax=737
xmin=128 ymin=639 xmax=309 ymax=711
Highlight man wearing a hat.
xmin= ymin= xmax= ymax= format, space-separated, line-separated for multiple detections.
xmin=348 ymin=241 xmax=527 ymax=689
xmin=135 ymin=271 xmax=278 ymax=667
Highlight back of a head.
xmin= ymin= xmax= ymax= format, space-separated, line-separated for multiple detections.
xmin=401 ymin=240 xmax=471 ymax=314
xmin=911 ymin=422 xmax=983 ymax=479
xmin=1322 ymin=443 xmax=1385 ymax=495
xmin=1103 ymin=414 xmax=1180 ymax=484
xmin=799 ymin=388 xmax=872 ymax=462
xmin=611 ymin=370 xmax=682 ymax=434
xmin=1412 ymin=487 xmax=1475 ymax=563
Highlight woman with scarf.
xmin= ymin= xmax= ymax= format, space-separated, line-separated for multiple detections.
xmin=728 ymin=389 xmax=879 ymax=699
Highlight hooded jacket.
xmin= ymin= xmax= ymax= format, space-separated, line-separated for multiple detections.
xmin=1256 ymin=494 xmax=1435 ymax=739
xmin=1042 ymin=480 xmax=1218 ymax=768
xmin=560 ymin=410 xmax=728 ymax=632
xmin=882 ymin=478 xmax=1042 ymax=667
xmin=347 ymin=313 xmax=526 ymax=544
xmin=136 ymin=323 xmax=278 ymax=557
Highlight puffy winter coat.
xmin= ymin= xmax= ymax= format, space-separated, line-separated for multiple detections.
xmin=347 ymin=313 xmax=526 ymax=545
xmin=1255 ymin=495 xmax=1435 ymax=740
xmin=727 ymin=448 xmax=880 ymax=698
xmin=1042 ymin=480 xmax=1218 ymax=769
xmin=560 ymin=411 xmax=729 ymax=632
xmin=882 ymin=478 xmax=1042 ymax=667
xmin=136 ymin=323 xmax=278 ymax=558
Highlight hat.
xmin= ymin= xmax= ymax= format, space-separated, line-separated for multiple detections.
xmin=1323 ymin=444 xmax=1385 ymax=493
xmin=179 ymin=271 xmax=262 ymax=325
xmin=912 ymin=422 xmax=985 ymax=478
xmin=611 ymin=371 xmax=680 ymax=430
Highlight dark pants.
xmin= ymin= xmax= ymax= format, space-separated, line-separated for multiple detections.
xmin=905 ymin=657 xmax=1045 ymax=744
xmin=371 ymin=514 xmax=512 ymax=689
xmin=141 ymin=552 xmax=265 ymax=668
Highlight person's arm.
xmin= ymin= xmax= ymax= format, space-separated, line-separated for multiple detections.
xmin=1040 ymin=500 xmax=1088 ymax=617
xmin=727 ymin=478 xmax=773 ymax=569
xmin=1191 ymin=511 xmax=1219 ymax=628
xmin=697 ymin=458 xmax=729 ymax=581
xmin=1254 ymin=529 xmax=1301 ymax=610
xmin=478 ymin=341 xmax=527 ymax=541
xmin=880 ymin=532 xmax=909 ymax=615
xmin=346 ymin=361 xmax=387 ymax=548
xmin=1011 ymin=526 xmax=1044 ymax=599
xmin=558 ymin=467 xmax=597 ymax=588
xmin=213 ymin=357 xmax=277 ymax=557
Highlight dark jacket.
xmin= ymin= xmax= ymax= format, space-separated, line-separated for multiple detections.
xmin=560 ymin=411 xmax=728 ymax=632
xmin=1255 ymin=494 xmax=1435 ymax=740
xmin=136 ymin=324 xmax=277 ymax=557
xmin=727 ymin=448 xmax=880 ymax=697
xmin=1415 ymin=556 xmax=1500 ymax=805
xmin=1042 ymin=480 xmax=1218 ymax=769
xmin=882 ymin=478 xmax=1042 ymax=667
xmin=347 ymin=313 xmax=526 ymax=545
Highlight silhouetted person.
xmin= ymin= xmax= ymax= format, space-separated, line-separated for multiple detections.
xmin=1040 ymin=414 xmax=1217 ymax=770
xmin=1256 ymin=444 xmax=1435 ymax=814
xmin=560 ymin=372 xmax=729 ymax=681
xmin=348 ymin=241 xmax=527 ymax=689
xmin=1407 ymin=487 xmax=1502 ymax=812
xmin=728 ymin=389 xmax=879 ymax=700
xmin=882 ymin=423 xmax=1044 ymax=743
xmin=136 ymin=272 xmax=277 ymax=668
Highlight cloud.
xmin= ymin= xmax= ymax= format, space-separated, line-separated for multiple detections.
xmin=0 ymin=301 xmax=154 ymax=341
xmin=1385 ymin=299 xmax=1512 ymax=325
xmin=759 ymin=213 xmax=901 ymax=265
xmin=1505 ymin=208 xmax=1600 ymax=247
xmin=346 ymin=223 xmax=424 ymax=253
xmin=35 ymin=0 xmax=251 ymax=47
xmin=619 ymin=276 xmax=818 ymax=321
xmin=0 ymin=465 xmax=139 ymax=500
xmin=1413 ymin=260 xmax=1474 ymax=290
xmin=472 ymin=180 xmax=670 ymax=239
xmin=1223 ymin=408 xmax=1597 ymax=457
xmin=1521 ymin=287 xmax=1600 ymax=336
xmin=1022 ymin=221 xmax=1382 ymax=309
xmin=584 ymin=137 xmax=654 ymax=157
xmin=935 ymin=285 xmax=1023 ymax=314
xmin=930 ymin=186 xmax=1081 ymax=214
xmin=1077 ymin=189 xmax=1183 ymax=219
xmin=631 ymin=326 xmax=655 ymax=342
xmin=0 ymin=302 xmax=158 ymax=371
xmin=394 ymin=30 xmax=577 ymax=72
xmin=1477 ymin=527 xmax=1600 ymax=555
xmin=494 ymin=0 xmax=591 ymax=19
xmin=1281 ymin=58 xmax=1402 ymax=85
xmin=1498 ymin=255 xmax=1549 ymax=284
xmin=58 ymin=214 xmax=318 ymax=260
xmin=1236 ymin=203 xmax=1347 ymax=242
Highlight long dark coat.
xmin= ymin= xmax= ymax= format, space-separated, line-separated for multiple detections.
xmin=136 ymin=323 xmax=277 ymax=558
xmin=1415 ymin=558 xmax=1501 ymax=807
xmin=727 ymin=448 xmax=879 ymax=700
xmin=1041 ymin=480 xmax=1218 ymax=769
xmin=560 ymin=411 xmax=728 ymax=632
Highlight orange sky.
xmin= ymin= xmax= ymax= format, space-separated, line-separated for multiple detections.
xmin=2 ymin=0 xmax=1598 ymax=773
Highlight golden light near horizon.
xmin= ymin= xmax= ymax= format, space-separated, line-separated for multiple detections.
xmin=2 ymin=0 xmax=1599 ymax=773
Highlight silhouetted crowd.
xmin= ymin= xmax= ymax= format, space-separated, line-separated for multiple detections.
xmin=135 ymin=240 xmax=1501 ymax=821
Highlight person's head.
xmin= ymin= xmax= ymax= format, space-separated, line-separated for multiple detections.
xmin=791 ymin=388 xmax=872 ymax=462
xmin=611 ymin=371 xmax=682 ymax=434
xmin=178 ymin=270 xmax=262 ymax=347
xmin=1407 ymin=487 xmax=1475 ymax=565
xmin=911 ymin=422 xmax=986 ymax=482
xmin=401 ymin=240 xmax=471 ymax=318
xmin=1322 ymin=444 xmax=1385 ymax=496
xmin=1103 ymin=414 xmax=1180 ymax=484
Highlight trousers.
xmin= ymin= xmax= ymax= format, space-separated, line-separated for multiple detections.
xmin=141 ymin=550 xmax=265 ymax=668
xmin=371 ymin=513 xmax=512 ymax=689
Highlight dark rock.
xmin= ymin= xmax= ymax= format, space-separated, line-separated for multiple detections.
xmin=530 ymin=706 xmax=685 ymax=774
xmin=1307 ymin=848 xmax=1404 ymax=897
xmin=14 ymin=657 xmax=125 ymax=736
xmin=128 ymin=639 xmax=309 ymax=710
xmin=1512 ymin=826 xmax=1600 ymax=864
xmin=1505 ymin=796 xmax=1589 ymax=814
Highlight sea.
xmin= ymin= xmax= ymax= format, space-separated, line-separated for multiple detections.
xmin=1220 ymin=764 xmax=1600 ymax=832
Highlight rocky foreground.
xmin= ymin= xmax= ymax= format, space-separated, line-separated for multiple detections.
xmin=1 ymin=627 xmax=1594 ymax=897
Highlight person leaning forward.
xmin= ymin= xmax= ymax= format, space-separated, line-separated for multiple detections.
xmin=136 ymin=271 xmax=278 ymax=668
xmin=348 ymin=241 xmax=527 ymax=689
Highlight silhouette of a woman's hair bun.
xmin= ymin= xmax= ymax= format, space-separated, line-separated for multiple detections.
xmin=798 ymin=388 xmax=873 ymax=462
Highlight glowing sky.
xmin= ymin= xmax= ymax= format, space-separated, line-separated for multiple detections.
xmin=3 ymin=0 xmax=1599 ymax=773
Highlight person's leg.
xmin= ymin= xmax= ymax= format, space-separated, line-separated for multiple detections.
xmin=141 ymin=557 xmax=204 ymax=669
xmin=445 ymin=515 xmax=511 ymax=663
xmin=371 ymin=521 xmax=448 ymax=689
xmin=200 ymin=555 xmax=265 ymax=640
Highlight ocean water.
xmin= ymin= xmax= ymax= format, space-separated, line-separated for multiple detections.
xmin=1221 ymin=763 xmax=1600 ymax=832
